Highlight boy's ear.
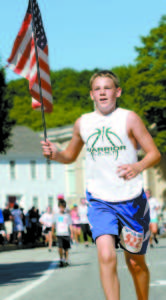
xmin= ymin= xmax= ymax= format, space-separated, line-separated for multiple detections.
xmin=90 ymin=90 xmax=94 ymax=101
xmin=116 ymin=87 xmax=122 ymax=98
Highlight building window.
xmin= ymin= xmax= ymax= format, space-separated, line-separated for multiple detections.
xmin=30 ymin=160 xmax=36 ymax=179
xmin=48 ymin=196 xmax=54 ymax=209
xmin=32 ymin=196 xmax=39 ymax=208
xmin=46 ymin=161 xmax=51 ymax=179
xmin=9 ymin=161 xmax=16 ymax=179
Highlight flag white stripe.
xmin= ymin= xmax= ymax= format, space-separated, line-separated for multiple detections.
xmin=20 ymin=58 xmax=31 ymax=78
xmin=29 ymin=63 xmax=37 ymax=80
xmin=38 ymin=47 xmax=48 ymax=64
xmin=29 ymin=65 xmax=51 ymax=86
xmin=38 ymin=67 xmax=52 ymax=85
xmin=9 ymin=23 xmax=32 ymax=67
xmin=32 ymin=83 xmax=52 ymax=102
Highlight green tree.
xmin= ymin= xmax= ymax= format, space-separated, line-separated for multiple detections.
xmin=0 ymin=67 xmax=15 ymax=153
xmin=123 ymin=16 xmax=166 ymax=153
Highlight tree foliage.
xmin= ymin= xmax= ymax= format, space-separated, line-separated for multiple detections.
xmin=125 ymin=15 xmax=166 ymax=152
xmin=0 ymin=67 xmax=15 ymax=153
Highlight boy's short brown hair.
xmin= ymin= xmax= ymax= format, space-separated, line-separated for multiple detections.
xmin=90 ymin=70 xmax=120 ymax=89
xmin=58 ymin=199 xmax=66 ymax=208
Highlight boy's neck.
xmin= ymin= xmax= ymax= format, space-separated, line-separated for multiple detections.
xmin=95 ymin=106 xmax=118 ymax=116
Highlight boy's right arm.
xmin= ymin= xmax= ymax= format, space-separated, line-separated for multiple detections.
xmin=41 ymin=118 xmax=84 ymax=164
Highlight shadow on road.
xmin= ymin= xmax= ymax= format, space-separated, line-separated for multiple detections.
xmin=156 ymin=245 xmax=166 ymax=249
xmin=69 ymin=262 xmax=91 ymax=267
xmin=0 ymin=261 xmax=57 ymax=286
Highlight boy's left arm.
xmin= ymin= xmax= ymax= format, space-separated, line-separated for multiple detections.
xmin=117 ymin=112 xmax=161 ymax=180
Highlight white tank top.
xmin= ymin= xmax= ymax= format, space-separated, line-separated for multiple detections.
xmin=80 ymin=108 xmax=143 ymax=202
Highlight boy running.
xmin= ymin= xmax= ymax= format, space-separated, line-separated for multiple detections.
xmin=41 ymin=70 xmax=161 ymax=300
xmin=53 ymin=199 xmax=72 ymax=267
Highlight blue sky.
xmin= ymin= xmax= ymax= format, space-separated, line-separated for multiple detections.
xmin=0 ymin=0 xmax=165 ymax=81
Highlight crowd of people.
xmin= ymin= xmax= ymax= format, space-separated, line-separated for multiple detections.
xmin=0 ymin=194 xmax=93 ymax=259
xmin=0 ymin=203 xmax=41 ymax=246
xmin=0 ymin=191 xmax=166 ymax=250
xmin=0 ymin=191 xmax=166 ymax=256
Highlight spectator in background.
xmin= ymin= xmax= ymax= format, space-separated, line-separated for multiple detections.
xmin=159 ymin=205 xmax=166 ymax=235
xmin=39 ymin=206 xmax=53 ymax=252
xmin=53 ymin=199 xmax=73 ymax=267
xmin=11 ymin=204 xmax=24 ymax=246
xmin=3 ymin=203 xmax=13 ymax=243
xmin=0 ymin=208 xmax=6 ymax=244
xmin=78 ymin=198 xmax=93 ymax=247
xmin=146 ymin=189 xmax=160 ymax=248
xmin=29 ymin=206 xmax=39 ymax=245
xmin=53 ymin=194 xmax=65 ymax=214
xmin=25 ymin=210 xmax=31 ymax=244
xmin=70 ymin=204 xmax=81 ymax=244
xmin=20 ymin=208 xmax=26 ymax=244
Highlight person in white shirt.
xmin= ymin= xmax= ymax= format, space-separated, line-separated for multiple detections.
xmin=39 ymin=206 xmax=53 ymax=252
xmin=78 ymin=198 xmax=92 ymax=247
xmin=146 ymin=189 xmax=160 ymax=247
xmin=53 ymin=199 xmax=72 ymax=267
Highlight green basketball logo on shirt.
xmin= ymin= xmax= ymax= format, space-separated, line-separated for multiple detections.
xmin=86 ymin=126 xmax=126 ymax=161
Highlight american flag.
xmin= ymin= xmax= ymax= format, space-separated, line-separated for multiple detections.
xmin=7 ymin=0 xmax=53 ymax=113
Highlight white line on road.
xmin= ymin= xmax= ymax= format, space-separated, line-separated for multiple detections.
xmin=150 ymin=280 xmax=166 ymax=287
xmin=2 ymin=260 xmax=58 ymax=300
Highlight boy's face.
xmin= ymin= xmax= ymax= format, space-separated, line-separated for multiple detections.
xmin=59 ymin=205 xmax=65 ymax=213
xmin=90 ymin=77 xmax=122 ymax=115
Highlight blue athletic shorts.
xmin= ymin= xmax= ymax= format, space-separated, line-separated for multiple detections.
xmin=86 ymin=190 xmax=150 ymax=255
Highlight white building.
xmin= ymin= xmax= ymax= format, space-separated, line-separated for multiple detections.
xmin=0 ymin=126 xmax=66 ymax=212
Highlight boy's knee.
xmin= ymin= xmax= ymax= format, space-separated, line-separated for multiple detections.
xmin=99 ymin=248 xmax=117 ymax=267
xmin=126 ymin=256 xmax=149 ymax=274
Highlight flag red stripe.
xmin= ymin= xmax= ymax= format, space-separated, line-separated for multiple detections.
xmin=7 ymin=14 xmax=32 ymax=63
xmin=29 ymin=45 xmax=50 ymax=77
xmin=13 ymin=39 xmax=32 ymax=76
xmin=43 ymin=45 xmax=48 ymax=55
xmin=33 ymin=76 xmax=52 ymax=95
xmin=38 ymin=56 xmax=50 ymax=76
xmin=29 ymin=39 xmax=36 ymax=70
xmin=30 ymin=89 xmax=53 ymax=112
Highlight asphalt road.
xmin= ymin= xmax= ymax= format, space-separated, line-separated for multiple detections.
xmin=1 ymin=239 xmax=166 ymax=300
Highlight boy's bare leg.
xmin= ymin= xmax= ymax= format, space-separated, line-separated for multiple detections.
xmin=96 ymin=235 xmax=120 ymax=300
xmin=64 ymin=250 xmax=69 ymax=261
xmin=58 ymin=248 xmax=63 ymax=260
xmin=124 ymin=251 xmax=150 ymax=300
xmin=48 ymin=231 xmax=52 ymax=250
